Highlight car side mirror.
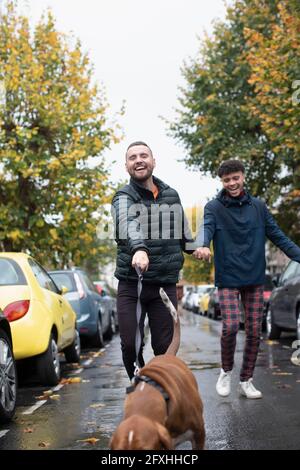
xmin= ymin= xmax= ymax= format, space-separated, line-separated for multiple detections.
xmin=60 ymin=285 xmax=69 ymax=295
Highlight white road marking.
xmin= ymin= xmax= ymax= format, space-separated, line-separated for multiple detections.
xmin=52 ymin=384 xmax=64 ymax=392
xmin=0 ymin=430 xmax=9 ymax=438
xmin=22 ymin=400 xmax=47 ymax=415
xmin=71 ymin=368 xmax=83 ymax=375
xmin=83 ymin=359 xmax=93 ymax=367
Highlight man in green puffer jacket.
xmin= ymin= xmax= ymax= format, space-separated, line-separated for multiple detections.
xmin=112 ymin=141 xmax=194 ymax=379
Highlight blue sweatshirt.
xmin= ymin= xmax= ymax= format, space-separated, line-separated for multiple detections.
xmin=199 ymin=189 xmax=300 ymax=288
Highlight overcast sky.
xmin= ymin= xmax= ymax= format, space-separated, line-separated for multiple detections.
xmin=22 ymin=0 xmax=227 ymax=207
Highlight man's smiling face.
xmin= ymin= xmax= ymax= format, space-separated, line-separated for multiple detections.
xmin=221 ymin=171 xmax=245 ymax=197
xmin=125 ymin=144 xmax=156 ymax=182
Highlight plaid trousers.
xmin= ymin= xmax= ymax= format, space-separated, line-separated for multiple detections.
xmin=218 ymin=285 xmax=264 ymax=381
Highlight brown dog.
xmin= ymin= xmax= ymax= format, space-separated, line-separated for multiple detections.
xmin=110 ymin=289 xmax=205 ymax=450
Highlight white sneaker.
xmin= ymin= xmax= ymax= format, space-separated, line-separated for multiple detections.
xmin=216 ymin=368 xmax=231 ymax=397
xmin=239 ymin=378 xmax=262 ymax=399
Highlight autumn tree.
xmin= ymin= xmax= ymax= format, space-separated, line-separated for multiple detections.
xmin=0 ymin=1 xmax=121 ymax=269
xmin=169 ymin=0 xmax=281 ymax=204
xmin=245 ymin=0 xmax=300 ymax=242
xmin=182 ymin=205 xmax=213 ymax=284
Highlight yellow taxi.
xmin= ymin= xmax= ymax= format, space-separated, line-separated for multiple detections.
xmin=0 ymin=253 xmax=80 ymax=385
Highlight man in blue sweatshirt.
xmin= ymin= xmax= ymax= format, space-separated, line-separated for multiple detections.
xmin=194 ymin=160 xmax=300 ymax=399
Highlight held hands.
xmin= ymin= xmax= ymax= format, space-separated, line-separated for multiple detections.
xmin=132 ymin=250 xmax=149 ymax=273
xmin=193 ymin=247 xmax=212 ymax=262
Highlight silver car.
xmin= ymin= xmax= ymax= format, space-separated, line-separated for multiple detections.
xmin=267 ymin=261 xmax=300 ymax=340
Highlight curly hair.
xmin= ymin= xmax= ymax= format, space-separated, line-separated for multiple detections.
xmin=218 ymin=160 xmax=245 ymax=177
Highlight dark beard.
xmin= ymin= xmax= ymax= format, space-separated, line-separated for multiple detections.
xmin=130 ymin=168 xmax=153 ymax=182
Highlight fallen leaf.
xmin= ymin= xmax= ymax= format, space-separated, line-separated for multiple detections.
xmin=87 ymin=422 xmax=97 ymax=426
xmin=43 ymin=390 xmax=53 ymax=397
xmin=38 ymin=441 xmax=50 ymax=448
xmin=77 ymin=437 xmax=99 ymax=445
xmin=282 ymin=345 xmax=291 ymax=350
xmin=60 ymin=378 xmax=69 ymax=384
xmin=266 ymin=340 xmax=279 ymax=345
xmin=92 ymin=351 xmax=104 ymax=358
xmin=68 ymin=377 xmax=82 ymax=383
xmin=35 ymin=395 xmax=47 ymax=400
xmin=89 ymin=403 xmax=105 ymax=409
xmin=60 ymin=377 xmax=82 ymax=385
xmin=23 ymin=427 xmax=34 ymax=433
xmin=277 ymin=384 xmax=292 ymax=389
xmin=49 ymin=394 xmax=60 ymax=400
xmin=82 ymin=380 xmax=90 ymax=383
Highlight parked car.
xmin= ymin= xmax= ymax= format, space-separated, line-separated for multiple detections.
xmin=190 ymin=285 xmax=214 ymax=313
xmin=0 ymin=310 xmax=17 ymax=423
xmin=93 ymin=281 xmax=118 ymax=331
xmin=182 ymin=288 xmax=194 ymax=310
xmin=0 ymin=253 xmax=80 ymax=386
xmin=49 ymin=269 xmax=115 ymax=347
xmin=207 ymin=287 xmax=221 ymax=320
xmin=266 ymin=261 xmax=300 ymax=340
xmin=199 ymin=287 xmax=215 ymax=315
xmin=262 ymin=274 xmax=274 ymax=313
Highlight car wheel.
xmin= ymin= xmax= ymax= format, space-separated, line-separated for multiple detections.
xmin=266 ymin=306 xmax=281 ymax=340
xmin=64 ymin=329 xmax=81 ymax=363
xmin=106 ymin=312 xmax=117 ymax=340
xmin=0 ymin=330 xmax=17 ymax=423
xmin=92 ymin=317 xmax=104 ymax=348
xmin=36 ymin=334 xmax=60 ymax=385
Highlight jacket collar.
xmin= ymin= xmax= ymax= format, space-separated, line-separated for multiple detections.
xmin=129 ymin=175 xmax=169 ymax=196
xmin=216 ymin=188 xmax=252 ymax=207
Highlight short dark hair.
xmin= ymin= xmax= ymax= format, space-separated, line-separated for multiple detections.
xmin=126 ymin=141 xmax=152 ymax=156
xmin=218 ymin=160 xmax=245 ymax=177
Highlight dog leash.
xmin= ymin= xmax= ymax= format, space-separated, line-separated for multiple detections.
xmin=133 ymin=265 xmax=143 ymax=377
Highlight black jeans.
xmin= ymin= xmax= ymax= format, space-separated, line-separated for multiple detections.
xmin=117 ymin=280 xmax=177 ymax=379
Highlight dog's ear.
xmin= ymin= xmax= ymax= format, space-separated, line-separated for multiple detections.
xmin=155 ymin=423 xmax=172 ymax=450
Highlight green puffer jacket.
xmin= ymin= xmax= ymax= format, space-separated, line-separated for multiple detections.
xmin=111 ymin=176 xmax=194 ymax=284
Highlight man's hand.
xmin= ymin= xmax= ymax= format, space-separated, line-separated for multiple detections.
xmin=193 ymin=247 xmax=212 ymax=262
xmin=132 ymin=250 xmax=149 ymax=273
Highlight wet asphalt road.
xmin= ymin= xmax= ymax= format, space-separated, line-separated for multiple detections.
xmin=1 ymin=310 xmax=300 ymax=450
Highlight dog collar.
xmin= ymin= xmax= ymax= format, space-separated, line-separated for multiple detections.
xmin=126 ymin=375 xmax=170 ymax=403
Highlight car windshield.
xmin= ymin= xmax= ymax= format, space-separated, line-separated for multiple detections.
xmin=0 ymin=258 xmax=27 ymax=285
xmin=49 ymin=272 xmax=76 ymax=292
